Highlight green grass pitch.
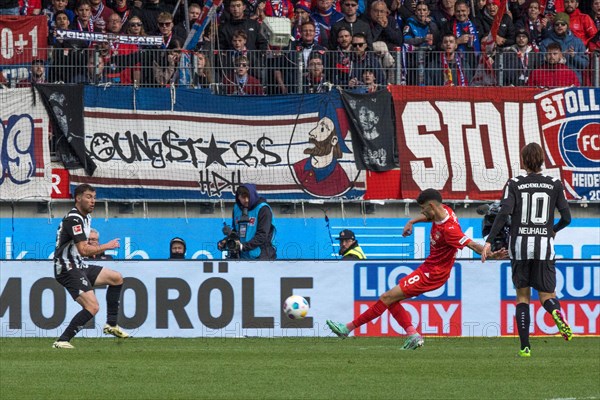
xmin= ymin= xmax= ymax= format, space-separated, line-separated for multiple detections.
xmin=1 ymin=336 xmax=598 ymax=399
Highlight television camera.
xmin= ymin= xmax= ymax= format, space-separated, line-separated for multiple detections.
xmin=477 ymin=201 xmax=511 ymax=252
xmin=219 ymin=208 xmax=250 ymax=259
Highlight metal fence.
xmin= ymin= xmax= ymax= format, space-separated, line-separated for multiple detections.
xmin=1 ymin=47 xmax=598 ymax=91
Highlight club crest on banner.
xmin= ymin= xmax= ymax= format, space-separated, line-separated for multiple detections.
xmin=535 ymin=88 xmax=600 ymax=200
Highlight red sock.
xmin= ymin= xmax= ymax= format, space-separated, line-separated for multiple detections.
xmin=351 ymin=300 xmax=388 ymax=329
xmin=388 ymin=302 xmax=417 ymax=335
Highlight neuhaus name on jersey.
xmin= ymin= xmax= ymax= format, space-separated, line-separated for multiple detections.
xmin=518 ymin=227 xmax=548 ymax=235
xmin=517 ymin=182 xmax=555 ymax=190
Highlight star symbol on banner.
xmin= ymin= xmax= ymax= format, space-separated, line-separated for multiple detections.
xmin=199 ymin=134 xmax=229 ymax=167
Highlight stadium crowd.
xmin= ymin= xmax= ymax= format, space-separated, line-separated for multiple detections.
xmin=0 ymin=0 xmax=598 ymax=90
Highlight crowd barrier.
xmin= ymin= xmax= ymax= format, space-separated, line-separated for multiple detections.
xmin=1 ymin=260 xmax=598 ymax=338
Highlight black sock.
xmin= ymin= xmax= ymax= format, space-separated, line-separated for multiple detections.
xmin=106 ymin=284 xmax=123 ymax=326
xmin=58 ymin=309 xmax=94 ymax=342
xmin=515 ymin=303 xmax=530 ymax=350
xmin=543 ymin=298 xmax=561 ymax=314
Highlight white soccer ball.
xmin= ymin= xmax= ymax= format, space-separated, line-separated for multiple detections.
xmin=283 ymin=295 xmax=310 ymax=320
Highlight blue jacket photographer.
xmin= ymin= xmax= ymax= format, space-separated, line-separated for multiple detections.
xmin=219 ymin=183 xmax=277 ymax=260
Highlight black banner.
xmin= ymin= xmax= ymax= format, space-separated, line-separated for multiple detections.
xmin=341 ymin=89 xmax=397 ymax=171
xmin=36 ymin=84 xmax=96 ymax=175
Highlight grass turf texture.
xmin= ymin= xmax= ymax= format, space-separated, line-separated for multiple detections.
xmin=1 ymin=337 xmax=598 ymax=399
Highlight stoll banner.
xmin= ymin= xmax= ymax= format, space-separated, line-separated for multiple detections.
xmin=1 ymin=260 xmax=598 ymax=338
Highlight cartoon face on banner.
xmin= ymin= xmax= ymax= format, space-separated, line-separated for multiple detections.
xmin=535 ymin=88 xmax=600 ymax=200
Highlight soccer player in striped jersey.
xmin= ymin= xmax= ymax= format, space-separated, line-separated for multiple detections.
xmin=52 ymin=184 xmax=128 ymax=349
xmin=327 ymin=188 xmax=507 ymax=349
xmin=482 ymin=142 xmax=572 ymax=357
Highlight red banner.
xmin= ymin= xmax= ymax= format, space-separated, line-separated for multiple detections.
xmin=0 ymin=16 xmax=48 ymax=66
xmin=389 ymin=86 xmax=600 ymax=201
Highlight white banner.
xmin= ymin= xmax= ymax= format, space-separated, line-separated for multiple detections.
xmin=2 ymin=260 xmax=598 ymax=338
xmin=0 ymin=89 xmax=52 ymax=201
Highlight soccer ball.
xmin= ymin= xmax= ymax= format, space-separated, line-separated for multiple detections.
xmin=283 ymin=295 xmax=310 ymax=320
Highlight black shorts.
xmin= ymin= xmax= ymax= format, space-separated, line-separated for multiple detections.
xmin=511 ymin=259 xmax=556 ymax=293
xmin=55 ymin=264 xmax=103 ymax=300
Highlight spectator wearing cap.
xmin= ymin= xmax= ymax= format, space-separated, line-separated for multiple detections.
xmin=539 ymin=12 xmax=588 ymax=81
xmin=502 ymin=28 xmax=541 ymax=85
xmin=328 ymin=0 xmax=372 ymax=50
xmin=478 ymin=0 xmax=515 ymax=48
xmin=564 ymin=0 xmax=597 ymax=46
xmin=170 ymin=237 xmax=186 ymax=259
xmin=292 ymin=1 xmax=328 ymax=45
xmin=337 ymin=230 xmax=366 ymax=260
xmin=528 ymin=41 xmax=580 ymax=86
xmin=514 ymin=0 xmax=549 ymax=49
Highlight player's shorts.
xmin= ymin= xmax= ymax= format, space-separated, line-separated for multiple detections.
xmin=55 ymin=264 xmax=103 ymax=300
xmin=511 ymin=259 xmax=556 ymax=293
xmin=398 ymin=267 xmax=448 ymax=298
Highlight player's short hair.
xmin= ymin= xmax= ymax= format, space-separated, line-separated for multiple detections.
xmin=521 ymin=142 xmax=544 ymax=173
xmin=417 ymin=188 xmax=443 ymax=205
xmin=74 ymin=183 xmax=95 ymax=199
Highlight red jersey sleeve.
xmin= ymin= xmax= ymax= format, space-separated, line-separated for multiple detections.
xmin=444 ymin=223 xmax=471 ymax=250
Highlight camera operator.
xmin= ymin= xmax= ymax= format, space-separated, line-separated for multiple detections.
xmin=481 ymin=143 xmax=572 ymax=357
xmin=218 ymin=183 xmax=277 ymax=260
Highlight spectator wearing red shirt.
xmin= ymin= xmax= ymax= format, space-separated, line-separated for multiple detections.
xmin=326 ymin=188 xmax=506 ymax=349
xmin=564 ymin=0 xmax=597 ymax=46
xmin=221 ymin=55 xmax=265 ymax=95
xmin=528 ymin=42 xmax=580 ymax=86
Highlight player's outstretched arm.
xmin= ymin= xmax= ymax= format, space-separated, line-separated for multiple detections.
xmin=402 ymin=214 xmax=430 ymax=237
xmin=470 ymin=241 xmax=508 ymax=262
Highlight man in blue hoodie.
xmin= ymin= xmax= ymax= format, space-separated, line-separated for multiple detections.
xmin=219 ymin=183 xmax=277 ymax=260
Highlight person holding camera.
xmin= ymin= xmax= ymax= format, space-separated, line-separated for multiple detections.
xmin=218 ymin=184 xmax=277 ymax=260
xmin=481 ymin=143 xmax=572 ymax=358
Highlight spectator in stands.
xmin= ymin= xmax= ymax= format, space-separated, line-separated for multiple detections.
xmin=564 ymin=0 xmax=597 ymax=46
xmin=349 ymin=32 xmax=386 ymax=85
xmin=193 ymin=51 xmax=215 ymax=88
xmin=445 ymin=0 xmax=483 ymax=56
xmin=431 ymin=0 xmax=456 ymax=34
xmin=219 ymin=0 xmax=269 ymax=51
xmin=17 ymin=59 xmax=47 ymax=87
xmin=87 ymin=228 xmax=115 ymax=260
xmin=79 ymin=52 xmax=109 ymax=84
xmin=126 ymin=15 xmax=147 ymax=37
xmin=514 ymin=0 xmax=549 ymax=49
xmin=337 ymin=229 xmax=366 ymax=259
xmin=368 ymin=0 xmax=403 ymax=51
xmin=218 ymin=30 xmax=261 ymax=82
xmin=70 ymin=0 xmax=103 ymax=43
xmin=153 ymin=39 xmax=183 ymax=86
xmin=174 ymin=2 xmax=201 ymax=40
xmin=474 ymin=0 xmax=487 ymax=18
xmin=106 ymin=11 xmax=124 ymax=33
xmin=157 ymin=12 xmax=184 ymax=48
xmin=48 ymin=10 xmax=76 ymax=81
xmin=169 ymin=237 xmax=186 ymax=259
xmin=89 ymin=0 xmax=114 ymax=32
xmin=112 ymin=0 xmax=133 ymax=25
xmin=292 ymin=19 xmax=328 ymax=66
xmin=591 ymin=0 xmax=600 ymax=31
xmin=0 ymin=0 xmax=19 ymax=15
xmin=540 ymin=12 xmax=588 ymax=80
xmin=43 ymin=0 xmax=75 ymax=42
xmin=329 ymin=0 xmax=372 ymax=50
xmin=528 ymin=41 xmax=580 ymax=86
xmin=218 ymin=183 xmax=276 ymax=260
xmin=311 ymin=0 xmax=344 ymax=43
xmin=221 ymin=55 xmax=265 ymax=94
xmin=327 ymin=26 xmax=353 ymax=86
xmin=426 ymin=33 xmax=473 ymax=85
xmin=303 ymin=54 xmax=331 ymax=92
xmin=403 ymin=1 xmax=439 ymax=84
xmin=135 ymin=0 xmax=169 ymax=35
xmin=502 ymin=28 xmax=540 ymax=85
xmin=49 ymin=9 xmax=73 ymax=44
xmin=292 ymin=1 xmax=328 ymax=45
xmin=478 ymin=0 xmax=515 ymax=48
xmin=348 ymin=67 xmax=381 ymax=92
xmin=264 ymin=0 xmax=294 ymax=19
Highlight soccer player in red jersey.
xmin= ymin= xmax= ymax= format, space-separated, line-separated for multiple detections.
xmin=326 ymin=188 xmax=507 ymax=349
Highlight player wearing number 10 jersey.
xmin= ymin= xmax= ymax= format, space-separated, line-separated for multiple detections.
xmin=482 ymin=143 xmax=572 ymax=357
xmin=326 ymin=189 xmax=507 ymax=349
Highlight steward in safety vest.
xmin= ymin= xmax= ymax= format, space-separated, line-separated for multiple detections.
xmin=337 ymin=229 xmax=366 ymax=260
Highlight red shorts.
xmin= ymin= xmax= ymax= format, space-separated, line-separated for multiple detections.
xmin=398 ymin=267 xmax=448 ymax=298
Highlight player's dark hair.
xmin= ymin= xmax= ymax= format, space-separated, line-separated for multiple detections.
xmin=521 ymin=142 xmax=544 ymax=173
xmin=74 ymin=183 xmax=95 ymax=199
xmin=417 ymin=188 xmax=442 ymax=205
